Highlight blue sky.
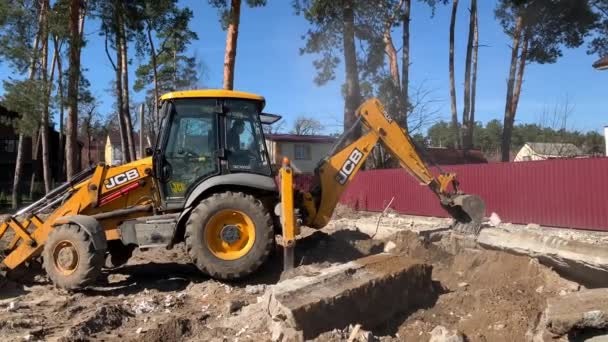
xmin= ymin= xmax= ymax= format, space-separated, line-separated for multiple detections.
xmin=1 ymin=0 xmax=607 ymax=135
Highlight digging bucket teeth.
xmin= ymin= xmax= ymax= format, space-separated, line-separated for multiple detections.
xmin=443 ymin=194 xmax=486 ymax=236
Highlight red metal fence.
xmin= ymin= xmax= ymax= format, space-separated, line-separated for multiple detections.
xmin=294 ymin=157 xmax=608 ymax=231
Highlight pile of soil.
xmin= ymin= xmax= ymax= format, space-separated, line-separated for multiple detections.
xmin=382 ymin=231 xmax=578 ymax=341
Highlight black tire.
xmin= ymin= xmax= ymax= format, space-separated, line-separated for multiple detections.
xmin=185 ymin=191 xmax=274 ymax=280
xmin=42 ymin=224 xmax=105 ymax=290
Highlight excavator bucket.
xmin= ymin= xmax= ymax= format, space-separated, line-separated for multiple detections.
xmin=443 ymin=194 xmax=486 ymax=235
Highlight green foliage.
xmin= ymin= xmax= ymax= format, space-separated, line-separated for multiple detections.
xmin=133 ymin=2 xmax=200 ymax=95
xmin=425 ymin=119 xmax=605 ymax=156
xmin=1 ymin=78 xmax=46 ymax=135
xmin=588 ymin=0 xmax=608 ymax=57
xmin=209 ymin=0 xmax=267 ymax=30
xmin=495 ymin=0 xmax=597 ymax=64
xmin=0 ymin=0 xmax=40 ymax=72
xmin=49 ymin=0 xmax=70 ymax=41
xmin=294 ymin=0 xmax=360 ymax=86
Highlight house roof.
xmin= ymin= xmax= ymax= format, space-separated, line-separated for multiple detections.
xmin=424 ymin=148 xmax=487 ymax=165
xmin=526 ymin=142 xmax=583 ymax=157
xmin=266 ymin=134 xmax=336 ymax=144
xmin=107 ymin=130 xmax=141 ymax=145
xmin=593 ymin=56 xmax=608 ymax=70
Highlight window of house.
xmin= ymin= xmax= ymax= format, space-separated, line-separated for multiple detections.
xmin=294 ymin=144 xmax=311 ymax=160
xmin=0 ymin=139 xmax=16 ymax=153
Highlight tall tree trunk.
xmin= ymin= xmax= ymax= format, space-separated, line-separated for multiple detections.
xmin=342 ymin=0 xmax=362 ymax=137
xmin=223 ymin=0 xmax=241 ymax=90
xmin=501 ymin=15 xmax=523 ymax=162
xmin=29 ymin=129 xmax=41 ymax=199
xmin=401 ymin=0 xmax=411 ymax=130
xmin=53 ymin=36 xmax=65 ymax=180
xmin=40 ymin=0 xmax=52 ymax=194
xmin=120 ymin=16 xmax=136 ymax=161
xmin=12 ymin=8 xmax=43 ymax=209
xmin=66 ymin=0 xmax=82 ymax=180
xmin=383 ymin=0 xmax=405 ymax=128
xmin=383 ymin=27 xmax=401 ymax=122
xmin=511 ymin=32 xmax=529 ymax=117
xmin=112 ymin=11 xmax=129 ymax=164
xmin=146 ymin=22 xmax=160 ymax=134
xmin=448 ymin=0 xmax=459 ymax=148
xmin=461 ymin=0 xmax=477 ymax=150
xmin=469 ymin=5 xmax=479 ymax=147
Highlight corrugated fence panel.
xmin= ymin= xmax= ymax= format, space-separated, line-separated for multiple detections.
xmin=294 ymin=158 xmax=608 ymax=231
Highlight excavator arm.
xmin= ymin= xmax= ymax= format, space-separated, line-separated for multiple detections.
xmin=279 ymin=98 xmax=485 ymax=269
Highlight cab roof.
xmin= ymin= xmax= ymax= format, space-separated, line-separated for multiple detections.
xmin=159 ymin=89 xmax=265 ymax=103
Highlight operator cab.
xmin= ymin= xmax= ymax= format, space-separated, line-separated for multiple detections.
xmin=154 ymin=90 xmax=280 ymax=208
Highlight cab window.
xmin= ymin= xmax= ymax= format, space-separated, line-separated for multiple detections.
xmin=225 ymin=100 xmax=270 ymax=175
xmin=162 ymin=99 xmax=218 ymax=199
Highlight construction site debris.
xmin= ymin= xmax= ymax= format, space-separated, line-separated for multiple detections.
xmin=477 ymin=227 xmax=608 ymax=287
xmin=265 ymin=253 xmax=434 ymax=339
xmin=244 ymin=284 xmax=267 ymax=295
xmin=1 ymin=213 xmax=606 ymax=341
xmin=429 ymin=325 xmax=465 ymax=342
xmin=60 ymin=305 xmax=132 ymax=342
xmin=225 ymin=299 xmax=247 ymax=315
xmin=488 ymin=212 xmax=501 ymax=227
xmin=545 ymin=288 xmax=608 ymax=336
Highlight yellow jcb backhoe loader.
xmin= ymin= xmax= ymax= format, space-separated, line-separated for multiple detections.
xmin=0 ymin=90 xmax=484 ymax=289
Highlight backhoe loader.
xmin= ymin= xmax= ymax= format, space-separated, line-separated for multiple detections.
xmin=0 ymin=90 xmax=485 ymax=289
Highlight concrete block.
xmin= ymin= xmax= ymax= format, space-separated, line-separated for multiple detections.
xmin=264 ymin=253 xmax=434 ymax=339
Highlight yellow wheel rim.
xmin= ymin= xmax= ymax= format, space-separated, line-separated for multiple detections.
xmin=52 ymin=240 xmax=79 ymax=276
xmin=204 ymin=210 xmax=256 ymax=260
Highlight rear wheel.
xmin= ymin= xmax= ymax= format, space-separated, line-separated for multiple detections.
xmin=185 ymin=191 xmax=274 ymax=280
xmin=42 ymin=224 xmax=105 ymax=290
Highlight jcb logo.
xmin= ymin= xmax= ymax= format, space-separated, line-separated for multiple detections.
xmin=105 ymin=169 xmax=140 ymax=190
xmin=381 ymin=107 xmax=393 ymax=123
xmin=336 ymin=149 xmax=363 ymax=185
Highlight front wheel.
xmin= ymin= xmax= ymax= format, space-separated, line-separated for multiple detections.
xmin=42 ymin=224 xmax=105 ymax=290
xmin=185 ymin=191 xmax=274 ymax=280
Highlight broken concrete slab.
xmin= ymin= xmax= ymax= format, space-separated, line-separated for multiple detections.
xmin=545 ymin=288 xmax=608 ymax=336
xmin=326 ymin=216 xmax=451 ymax=240
xmin=476 ymin=228 xmax=608 ymax=288
xmin=264 ymin=253 xmax=435 ymax=340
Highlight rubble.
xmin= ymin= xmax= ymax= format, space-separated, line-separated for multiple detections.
xmin=429 ymin=325 xmax=465 ymax=342
xmin=545 ymin=288 xmax=608 ymax=336
xmin=244 ymin=284 xmax=266 ymax=295
xmin=225 ymin=300 xmax=247 ymax=315
xmin=477 ymin=227 xmax=608 ymax=287
xmin=60 ymin=305 xmax=132 ymax=342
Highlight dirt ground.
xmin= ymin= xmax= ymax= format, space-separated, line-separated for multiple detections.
xmin=0 ymin=210 xmax=597 ymax=342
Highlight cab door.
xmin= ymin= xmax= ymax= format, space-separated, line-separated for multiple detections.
xmin=156 ymin=99 xmax=220 ymax=207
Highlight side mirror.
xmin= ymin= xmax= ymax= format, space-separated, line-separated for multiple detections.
xmin=145 ymin=147 xmax=154 ymax=157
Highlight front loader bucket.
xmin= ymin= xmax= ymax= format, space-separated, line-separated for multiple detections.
xmin=443 ymin=194 xmax=486 ymax=235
